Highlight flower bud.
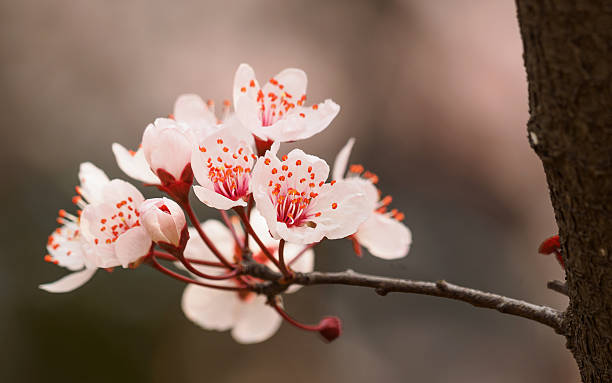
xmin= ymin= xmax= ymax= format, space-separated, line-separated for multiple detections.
xmin=140 ymin=198 xmax=186 ymax=247
xmin=142 ymin=118 xmax=193 ymax=180
xmin=317 ymin=316 xmax=342 ymax=342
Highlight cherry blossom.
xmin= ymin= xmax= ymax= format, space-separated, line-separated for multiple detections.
xmin=39 ymin=163 xmax=110 ymax=293
xmin=181 ymin=210 xmax=314 ymax=343
xmin=191 ymin=128 xmax=257 ymax=210
xmin=140 ymin=197 xmax=187 ymax=247
xmin=80 ymin=179 xmax=152 ymax=268
xmin=233 ymin=63 xmax=340 ymax=144
xmin=251 ymin=143 xmax=374 ymax=245
xmin=333 ymin=138 xmax=412 ymax=259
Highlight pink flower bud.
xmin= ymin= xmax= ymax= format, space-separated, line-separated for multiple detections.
xmin=142 ymin=118 xmax=193 ymax=180
xmin=317 ymin=316 xmax=342 ymax=342
xmin=140 ymin=198 xmax=186 ymax=247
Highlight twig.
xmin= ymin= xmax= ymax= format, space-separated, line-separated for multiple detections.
xmin=547 ymin=280 xmax=568 ymax=296
xmin=242 ymin=264 xmax=565 ymax=333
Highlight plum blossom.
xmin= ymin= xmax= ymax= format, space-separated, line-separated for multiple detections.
xmin=181 ymin=210 xmax=314 ymax=343
xmin=80 ymin=179 xmax=152 ymax=268
xmin=40 ymin=163 xmax=110 ymax=293
xmin=191 ymin=128 xmax=257 ymax=210
xmin=233 ymin=63 xmax=340 ymax=144
xmin=140 ymin=197 xmax=187 ymax=247
xmin=251 ymin=143 xmax=375 ymax=245
xmin=333 ymin=138 xmax=412 ymax=259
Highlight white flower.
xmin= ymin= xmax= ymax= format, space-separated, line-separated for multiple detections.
xmin=181 ymin=210 xmax=314 ymax=343
xmin=233 ymin=63 xmax=340 ymax=143
xmin=39 ymin=163 xmax=110 ymax=293
xmin=80 ymin=179 xmax=152 ymax=268
xmin=141 ymin=118 xmax=194 ymax=181
xmin=191 ymin=128 xmax=256 ymax=210
xmin=333 ymin=138 xmax=412 ymax=259
xmin=112 ymin=117 xmax=194 ymax=185
xmin=140 ymin=197 xmax=186 ymax=247
xmin=251 ymin=143 xmax=374 ymax=245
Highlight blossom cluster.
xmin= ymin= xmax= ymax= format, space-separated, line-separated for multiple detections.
xmin=41 ymin=64 xmax=412 ymax=343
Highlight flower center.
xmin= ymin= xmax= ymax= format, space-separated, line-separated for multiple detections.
xmin=94 ymin=197 xmax=141 ymax=245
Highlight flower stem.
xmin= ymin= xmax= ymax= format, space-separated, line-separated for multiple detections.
xmin=269 ymin=299 xmax=320 ymax=331
xmin=278 ymin=239 xmax=292 ymax=279
xmin=235 ymin=207 xmax=283 ymax=270
xmin=152 ymin=251 xmax=226 ymax=268
xmin=149 ymin=254 xmax=246 ymax=291
xmin=180 ymin=200 xmax=235 ymax=269
xmin=220 ymin=210 xmax=245 ymax=250
xmin=288 ymin=242 xmax=317 ymax=266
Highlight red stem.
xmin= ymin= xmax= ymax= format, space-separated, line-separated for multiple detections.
xmin=278 ymin=239 xmax=292 ymax=279
xmin=180 ymin=200 xmax=235 ymax=269
xmin=176 ymin=253 xmax=241 ymax=281
xmin=220 ymin=210 xmax=245 ymax=249
xmin=153 ymin=251 xmax=226 ymax=268
xmin=269 ymin=299 xmax=320 ymax=331
xmin=288 ymin=242 xmax=317 ymax=266
xmin=149 ymin=255 xmax=247 ymax=291
xmin=235 ymin=207 xmax=283 ymax=270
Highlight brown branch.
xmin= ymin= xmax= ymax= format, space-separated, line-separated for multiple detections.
xmin=243 ymin=263 xmax=564 ymax=333
xmin=547 ymin=280 xmax=568 ymax=296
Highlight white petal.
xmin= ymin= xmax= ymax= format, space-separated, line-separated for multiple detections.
xmin=356 ymin=213 xmax=412 ymax=259
xmin=114 ymin=226 xmax=152 ymax=268
xmin=332 ymin=138 xmax=355 ymax=181
xmin=235 ymin=94 xmax=262 ymax=137
xmin=78 ymin=162 xmax=110 ymax=203
xmin=101 ymin=179 xmax=145 ymax=207
xmin=182 ymin=285 xmax=241 ymax=332
xmin=262 ymin=68 xmax=307 ymax=102
xmin=233 ymin=63 xmax=260 ymax=110
xmin=193 ymin=186 xmax=247 ymax=210
xmin=174 ymin=94 xmax=217 ymax=129
xmin=231 ymin=295 xmax=282 ymax=344
xmin=80 ymin=203 xmax=121 ymax=268
xmin=255 ymin=99 xmax=340 ymax=142
xmin=148 ymin=128 xmax=192 ymax=179
xmin=112 ymin=143 xmax=160 ymax=184
xmin=39 ymin=267 xmax=97 ymax=293
xmin=283 ymin=244 xmax=314 ymax=293
xmin=247 ymin=209 xmax=277 ymax=250
xmin=310 ymin=178 xmax=376 ymax=240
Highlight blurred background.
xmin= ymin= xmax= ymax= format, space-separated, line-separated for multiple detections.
xmin=0 ymin=0 xmax=579 ymax=382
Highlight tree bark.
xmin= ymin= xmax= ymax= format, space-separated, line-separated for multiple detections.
xmin=515 ymin=1 xmax=612 ymax=381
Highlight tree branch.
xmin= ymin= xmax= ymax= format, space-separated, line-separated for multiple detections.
xmin=243 ymin=263 xmax=564 ymax=333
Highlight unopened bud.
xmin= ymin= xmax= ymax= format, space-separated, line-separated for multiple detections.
xmin=317 ymin=316 xmax=342 ymax=342
xmin=140 ymin=197 xmax=186 ymax=247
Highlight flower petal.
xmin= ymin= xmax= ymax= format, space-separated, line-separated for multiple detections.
xmin=262 ymin=68 xmax=307 ymax=103
xmin=174 ymin=94 xmax=217 ymax=131
xmin=231 ymin=295 xmax=282 ymax=344
xmin=310 ymin=178 xmax=376 ymax=240
xmin=332 ymin=138 xmax=355 ymax=181
xmin=356 ymin=213 xmax=412 ymax=260
xmin=193 ymin=185 xmax=247 ymax=210
xmin=253 ymin=99 xmax=340 ymax=142
xmin=112 ymin=143 xmax=160 ymax=184
xmin=114 ymin=226 xmax=152 ymax=268
xmin=39 ymin=267 xmax=97 ymax=293
xmin=78 ymin=162 xmax=110 ymax=203
xmin=182 ymin=285 xmax=241 ymax=332
xmin=233 ymin=63 xmax=260 ymax=110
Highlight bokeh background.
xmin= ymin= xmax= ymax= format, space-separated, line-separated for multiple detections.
xmin=0 ymin=0 xmax=579 ymax=382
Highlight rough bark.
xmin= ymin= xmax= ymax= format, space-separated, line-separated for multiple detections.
xmin=515 ymin=1 xmax=612 ymax=381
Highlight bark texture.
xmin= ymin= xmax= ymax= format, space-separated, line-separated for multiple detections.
xmin=515 ymin=1 xmax=612 ymax=381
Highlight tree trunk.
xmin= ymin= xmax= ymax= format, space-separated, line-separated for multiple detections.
xmin=515 ymin=1 xmax=612 ymax=381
